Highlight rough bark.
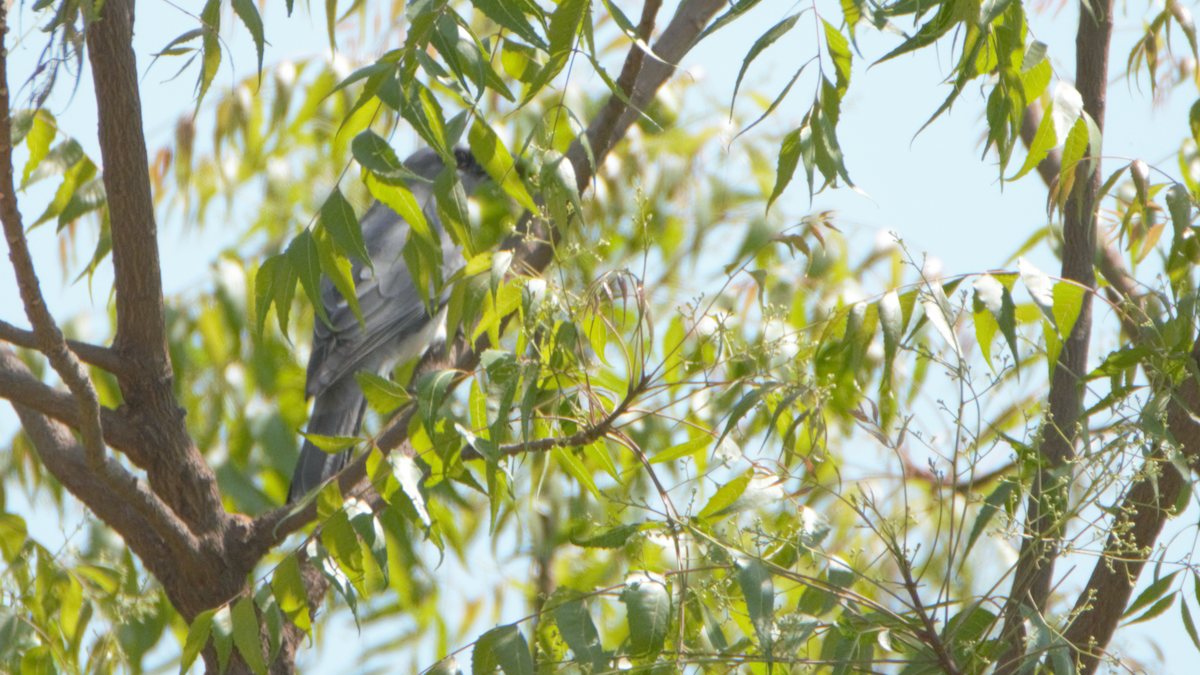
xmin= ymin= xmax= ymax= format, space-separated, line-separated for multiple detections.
xmin=995 ymin=1 xmax=1114 ymax=671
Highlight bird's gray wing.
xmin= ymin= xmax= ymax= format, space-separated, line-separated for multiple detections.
xmin=304 ymin=201 xmax=440 ymax=400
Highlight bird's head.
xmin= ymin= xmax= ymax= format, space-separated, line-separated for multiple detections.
xmin=404 ymin=146 xmax=491 ymax=195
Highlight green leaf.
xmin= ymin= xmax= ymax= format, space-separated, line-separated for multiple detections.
xmin=521 ymin=0 xmax=588 ymax=103
xmin=355 ymin=371 xmax=412 ymax=415
xmin=231 ymin=596 xmax=266 ymax=675
xmin=231 ymin=0 xmax=265 ymax=81
xmin=963 ymin=480 xmax=1018 ymax=561
xmin=1182 ymin=599 xmax=1200 ymax=652
xmin=0 ymin=513 xmax=26 ymax=564
xmin=1126 ymin=593 xmax=1176 ymax=626
xmin=696 ymin=0 xmax=767 ymax=44
xmin=180 ymin=608 xmax=216 ymax=675
xmin=719 ymin=384 xmax=776 ymax=446
xmin=555 ymin=597 xmax=607 ymax=674
xmin=198 ymin=0 xmax=222 ymax=106
xmin=1052 ymin=281 xmax=1085 ymax=340
xmin=286 ymin=229 xmax=330 ymax=327
xmin=321 ymin=188 xmax=371 ymax=265
xmin=325 ymin=0 xmax=338 ymax=49
xmin=299 ymin=433 xmax=358 ymax=453
xmin=619 ymin=574 xmax=671 ymax=657
xmin=211 ymin=606 xmax=234 ymax=675
xmin=731 ymin=14 xmax=799 ymax=113
xmin=1190 ymin=99 xmax=1200 ymax=150
xmin=972 ymin=274 xmax=1019 ymax=373
xmin=1122 ymin=571 xmax=1179 ymax=619
xmin=1010 ymin=99 xmax=1057 ymax=181
xmin=417 ymin=369 xmax=457 ymax=433
xmin=698 ymin=470 xmax=753 ymax=519
xmin=570 ymin=523 xmax=640 ymax=549
xmin=553 ymin=446 xmax=602 ymax=499
xmin=651 ymin=434 xmax=711 ymax=464
xmin=21 ymin=111 xmax=56 ymax=187
xmin=468 ymin=120 xmax=536 ymax=211
xmin=254 ymin=253 xmax=297 ymax=339
xmin=480 ymin=625 xmax=533 ymax=675
xmin=769 ymin=127 xmax=803 ymax=212
xmin=471 ymin=0 xmax=547 ymax=50
xmin=352 ymin=130 xmax=425 ymax=184
xmin=823 ymin=20 xmax=851 ymax=93
xmin=734 ymin=557 xmax=775 ymax=654
xmin=365 ymin=174 xmax=434 ymax=244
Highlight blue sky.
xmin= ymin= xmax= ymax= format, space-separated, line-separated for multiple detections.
xmin=2 ymin=0 xmax=1198 ymax=672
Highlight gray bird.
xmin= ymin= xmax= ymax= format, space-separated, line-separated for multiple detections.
xmin=287 ymin=147 xmax=490 ymax=503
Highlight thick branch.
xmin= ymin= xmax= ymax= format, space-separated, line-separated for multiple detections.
xmin=0 ymin=351 xmax=144 ymax=456
xmin=254 ymin=0 xmax=727 ymax=548
xmin=996 ymin=2 xmax=1114 ymax=671
xmin=4 ymin=350 xmax=200 ymax=561
xmin=85 ymin=0 xmax=169 ymax=376
xmin=1 ymin=10 xmax=107 ymax=469
xmin=0 ymin=319 xmax=125 ymax=374
xmin=84 ymin=0 xmax=227 ymax=535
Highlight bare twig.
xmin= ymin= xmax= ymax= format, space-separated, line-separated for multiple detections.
xmin=896 ymin=550 xmax=964 ymax=675
xmin=0 ymin=351 xmax=144 ymax=456
xmin=0 ymin=319 xmax=126 ymax=374
xmin=0 ymin=8 xmax=107 ymax=470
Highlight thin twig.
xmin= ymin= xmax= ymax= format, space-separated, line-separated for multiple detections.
xmin=0 ymin=319 xmax=125 ymax=374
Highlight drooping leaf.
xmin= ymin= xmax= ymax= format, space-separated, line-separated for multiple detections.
xmin=231 ymin=0 xmax=265 ymax=81
xmin=730 ymin=14 xmax=799 ymax=114
xmin=231 ymin=596 xmax=267 ymax=675
xmin=555 ymin=597 xmax=607 ymax=674
xmin=619 ymin=573 xmax=671 ymax=657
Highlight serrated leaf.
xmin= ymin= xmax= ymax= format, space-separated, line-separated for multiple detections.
xmin=471 ymin=0 xmax=547 ymax=50
xmin=553 ymin=446 xmax=602 ymax=499
xmin=1052 ymin=281 xmax=1085 ymax=340
xmin=355 ymin=371 xmax=412 ymax=415
xmin=1123 ymin=571 xmax=1179 ymax=619
xmin=719 ymin=384 xmax=776 ymax=446
xmin=254 ymin=254 xmax=297 ymax=339
xmin=1183 ymin=599 xmax=1200 ymax=652
xmin=352 ymin=130 xmax=425 ymax=184
xmin=232 ymin=596 xmax=266 ymax=675
xmin=286 ymin=229 xmax=330 ymax=327
xmin=231 ymin=0 xmax=265 ymax=80
xmin=321 ymin=188 xmax=371 ymax=264
xmin=731 ymin=14 xmax=799 ymax=113
xmin=1127 ymin=593 xmax=1176 ymax=626
xmin=180 ymin=608 xmax=216 ymax=675
xmin=698 ymin=470 xmax=753 ymax=519
xmin=734 ymin=557 xmax=775 ymax=654
xmin=556 ymin=598 xmax=607 ymax=674
xmin=365 ymin=174 xmax=433 ymax=244
xmin=299 ymin=433 xmax=358 ymax=453
xmin=769 ymin=127 xmax=802 ymax=212
xmin=619 ymin=574 xmax=671 ymax=657
xmin=1010 ymin=99 xmax=1056 ymax=181
xmin=651 ymin=434 xmax=711 ymax=464
xmin=570 ymin=523 xmax=639 ymax=549
xmin=492 ymin=625 xmax=534 ymax=675
xmin=21 ymin=112 xmax=56 ymax=187
xmin=468 ymin=120 xmax=536 ymax=211
xmin=198 ymin=0 xmax=222 ymax=105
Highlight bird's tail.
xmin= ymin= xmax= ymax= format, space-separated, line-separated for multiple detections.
xmin=287 ymin=379 xmax=368 ymax=504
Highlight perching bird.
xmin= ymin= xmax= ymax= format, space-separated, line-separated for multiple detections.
xmin=287 ymin=147 xmax=490 ymax=503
